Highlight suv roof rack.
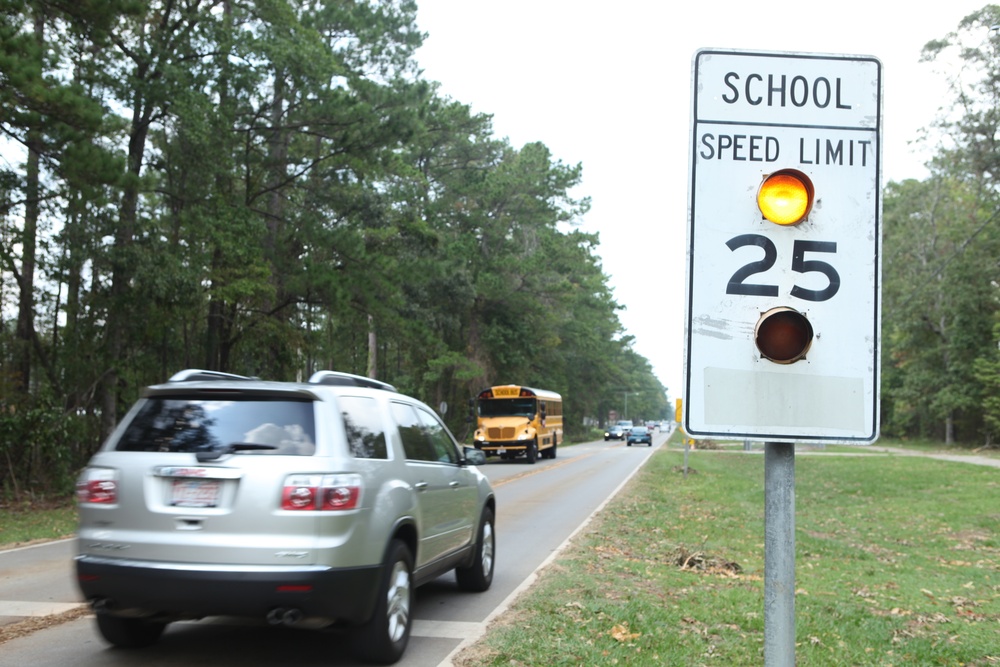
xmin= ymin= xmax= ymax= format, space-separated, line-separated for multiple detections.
xmin=168 ymin=369 xmax=257 ymax=383
xmin=308 ymin=371 xmax=396 ymax=392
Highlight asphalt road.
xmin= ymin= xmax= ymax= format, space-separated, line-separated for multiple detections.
xmin=0 ymin=431 xmax=667 ymax=667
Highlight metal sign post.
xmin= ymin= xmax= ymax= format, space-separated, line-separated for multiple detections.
xmin=764 ymin=442 xmax=795 ymax=666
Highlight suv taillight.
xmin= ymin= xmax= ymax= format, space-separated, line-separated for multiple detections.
xmin=281 ymin=474 xmax=361 ymax=511
xmin=76 ymin=468 xmax=119 ymax=504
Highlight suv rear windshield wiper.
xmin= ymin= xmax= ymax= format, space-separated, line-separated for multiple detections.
xmin=196 ymin=443 xmax=277 ymax=462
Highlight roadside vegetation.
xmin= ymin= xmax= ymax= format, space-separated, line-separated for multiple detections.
xmin=453 ymin=434 xmax=1000 ymax=666
xmin=7 ymin=5 xmax=1000 ymax=501
xmin=0 ymin=0 xmax=667 ymax=501
xmin=0 ymin=498 xmax=76 ymax=548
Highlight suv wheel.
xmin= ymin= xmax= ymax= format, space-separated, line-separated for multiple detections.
xmin=95 ymin=613 xmax=166 ymax=648
xmin=456 ymin=507 xmax=495 ymax=592
xmin=351 ymin=540 xmax=413 ymax=664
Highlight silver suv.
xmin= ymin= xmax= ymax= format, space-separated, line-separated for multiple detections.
xmin=75 ymin=369 xmax=496 ymax=664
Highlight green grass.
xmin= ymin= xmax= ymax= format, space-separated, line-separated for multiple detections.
xmin=0 ymin=499 xmax=77 ymax=549
xmin=684 ymin=437 xmax=1000 ymax=459
xmin=826 ymin=440 xmax=1000 ymax=459
xmin=455 ymin=441 xmax=1000 ymax=666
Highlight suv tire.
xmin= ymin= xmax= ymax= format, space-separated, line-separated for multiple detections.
xmin=95 ymin=613 xmax=166 ymax=648
xmin=351 ymin=539 xmax=413 ymax=664
xmin=456 ymin=507 xmax=495 ymax=592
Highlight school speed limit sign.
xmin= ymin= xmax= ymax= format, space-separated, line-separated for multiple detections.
xmin=682 ymin=49 xmax=882 ymax=444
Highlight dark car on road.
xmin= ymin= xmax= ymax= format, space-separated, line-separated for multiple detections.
xmin=604 ymin=425 xmax=626 ymax=441
xmin=626 ymin=425 xmax=652 ymax=447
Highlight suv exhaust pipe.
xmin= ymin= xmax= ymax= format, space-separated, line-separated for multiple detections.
xmin=266 ymin=607 xmax=303 ymax=626
xmin=89 ymin=597 xmax=114 ymax=612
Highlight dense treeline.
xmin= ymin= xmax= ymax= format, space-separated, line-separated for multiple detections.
xmin=11 ymin=3 xmax=1000 ymax=499
xmin=0 ymin=0 xmax=667 ymax=497
xmin=881 ymin=5 xmax=1000 ymax=446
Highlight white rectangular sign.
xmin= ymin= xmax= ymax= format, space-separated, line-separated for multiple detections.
xmin=683 ymin=49 xmax=882 ymax=444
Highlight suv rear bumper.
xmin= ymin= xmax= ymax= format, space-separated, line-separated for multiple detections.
xmin=75 ymin=555 xmax=380 ymax=625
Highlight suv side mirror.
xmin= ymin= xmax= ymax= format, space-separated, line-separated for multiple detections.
xmin=462 ymin=446 xmax=487 ymax=466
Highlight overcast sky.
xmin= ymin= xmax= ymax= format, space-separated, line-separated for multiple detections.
xmin=412 ymin=1 xmax=989 ymax=401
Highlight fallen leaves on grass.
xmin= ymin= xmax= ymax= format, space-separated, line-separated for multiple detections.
xmin=609 ymin=622 xmax=641 ymax=642
xmin=0 ymin=606 xmax=91 ymax=646
xmin=674 ymin=547 xmax=743 ymax=576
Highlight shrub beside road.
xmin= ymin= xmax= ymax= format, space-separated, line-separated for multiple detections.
xmin=453 ymin=436 xmax=1000 ymax=666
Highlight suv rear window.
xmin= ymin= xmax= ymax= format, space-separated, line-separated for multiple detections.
xmin=115 ymin=397 xmax=317 ymax=456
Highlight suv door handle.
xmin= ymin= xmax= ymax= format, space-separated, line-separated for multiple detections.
xmin=415 ymin=482 xmax=429 ymax=491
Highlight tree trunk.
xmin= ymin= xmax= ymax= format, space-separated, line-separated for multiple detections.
xmin=101 ymin=80 xmax=152 ymax=438
xmin=263 ymin=72 xmax=290 ymax=378
xmin=13 ymin=13 xmax=44 ymax=395
xmin=205 ymin=0 xmax=234 ymax=373
xmin=367 ymin=314 xmax=377 ymax=378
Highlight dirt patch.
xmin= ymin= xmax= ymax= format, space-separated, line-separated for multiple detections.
xmin=0 ymin=606 xmax=91 ymax=646
xmin=673 ymin=547 xmax=742 ymax=575
xmin=948 ymin=529 xmax=992 ymax=550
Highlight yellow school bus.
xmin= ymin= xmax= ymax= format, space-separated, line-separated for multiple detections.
xmin=472 ymin=385 xmax=563 ymax=464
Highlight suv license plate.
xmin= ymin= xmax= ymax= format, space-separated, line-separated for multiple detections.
xmin=171 ymin=479 xmax=221 ymax=508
